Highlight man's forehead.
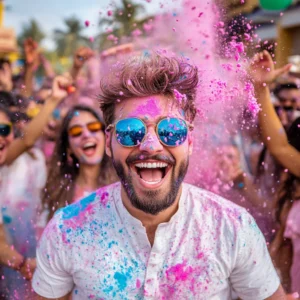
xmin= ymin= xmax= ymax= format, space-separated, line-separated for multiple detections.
xmin=115 ymin=95 xmax=183 ymax=121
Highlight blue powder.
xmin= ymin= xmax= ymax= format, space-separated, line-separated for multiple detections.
xmin=3 ymin=215 xmax=12 ymax=224
xmin=108 ymin=241 xmax=118 ymax=248
xmin=114 ymin=272 xmax=127 ymax=291
xmin=61 ymin=192 xmax=96 ymax=220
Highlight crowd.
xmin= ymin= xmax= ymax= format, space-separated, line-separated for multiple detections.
xmin=0 ymin=34 xmax=299 ymax=299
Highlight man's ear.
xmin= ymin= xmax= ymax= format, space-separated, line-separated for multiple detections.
xmin=105 ymin=131 xmax=112 ymax=157
xmin=188 ymin=131 xmax=193 ymax=156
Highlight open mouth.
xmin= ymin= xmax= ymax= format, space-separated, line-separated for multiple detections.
xmin=132 ymin=161 xmax=172 ymax=186
xmin=82 ymin=142 xmax=97 ymax=156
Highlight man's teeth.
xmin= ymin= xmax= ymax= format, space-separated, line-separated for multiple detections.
xmin=135 ymin=162 xmax=168 ymax=168
xmin=141 ymin=179 xmax=162 ymax=184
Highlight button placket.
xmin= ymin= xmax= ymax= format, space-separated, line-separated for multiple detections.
xmin=143 ymin=224 xmax=168 ymax=299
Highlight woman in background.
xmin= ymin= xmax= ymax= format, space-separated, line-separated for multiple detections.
xmin=43 ymin=105 xmax=116 ymax=221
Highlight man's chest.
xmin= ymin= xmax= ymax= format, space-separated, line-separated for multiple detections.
xmin=68 ymin=236 xmax=231 ymax=300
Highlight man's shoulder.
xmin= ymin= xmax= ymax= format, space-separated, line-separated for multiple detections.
xmin=183 ymin=183 xmax=259 ymax=236
xmin=54 ymin=182 xmax=121 ymax=223
xmin=183 ymin=183 xmax=249 ymax=220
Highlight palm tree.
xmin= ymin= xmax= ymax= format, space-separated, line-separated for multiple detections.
xmin=54 ymin=16 xmax=90 ymax=57
xmin=98 ymin=0 xmax=151 ymax=49
xmin=18 ymin=19 xmax=45 ymax=47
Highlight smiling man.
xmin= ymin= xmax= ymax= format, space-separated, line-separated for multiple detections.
xmin=33 ymin=54 xmax=285 ymax=299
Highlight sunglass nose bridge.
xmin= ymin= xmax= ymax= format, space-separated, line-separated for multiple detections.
xmin=139 ymin=129 xmax=164 ymax=152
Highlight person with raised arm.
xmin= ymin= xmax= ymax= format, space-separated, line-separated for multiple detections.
xmin=251 ymin=50 xmax=300 ymax=177
xmin=0 ymin=75 xmax=72 ymax=298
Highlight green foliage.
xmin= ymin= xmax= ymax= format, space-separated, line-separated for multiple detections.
xmin=53 ymin=16 xmax=91 ymax=58
xmin=17 ymin=19 xmax=45 ymax=47
xmin=98 ymin=0 xmax=152 ymax=50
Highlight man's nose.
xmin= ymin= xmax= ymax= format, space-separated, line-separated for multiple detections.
xmin=139 ymin=127 xmax=163 ymax=153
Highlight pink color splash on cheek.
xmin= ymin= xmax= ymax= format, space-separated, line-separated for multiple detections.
xmin=128 ymin=98 xmax=161 ymax=118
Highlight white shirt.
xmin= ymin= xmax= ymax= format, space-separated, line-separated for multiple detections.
xmin=0 ymin=149 xmax=46 ymax=232
xmin=33 ymin=182 xmax=279 ymax=300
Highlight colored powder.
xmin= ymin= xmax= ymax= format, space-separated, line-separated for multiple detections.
xmin=113 ymin=272 xmax=128 ymax=291
xmin=129 ymin=98 xmax=161 ymax=118
xmin=61 ymin=192 xmax=96 ymax=220
xmin=166 ymin=262 xmax=194 ymax=282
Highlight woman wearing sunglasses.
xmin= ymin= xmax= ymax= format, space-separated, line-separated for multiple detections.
xmin=0 ymin=76 xmax=72 ymax=299
xmin=42 ymin=105 xmax=116 ymax=221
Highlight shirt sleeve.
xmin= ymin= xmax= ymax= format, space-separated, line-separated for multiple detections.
xmin=230 ymin=211 xmax=280 ymax=300
xmin=32 ymin=213 xmax=74 ymax=298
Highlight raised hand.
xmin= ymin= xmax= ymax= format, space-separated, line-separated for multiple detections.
xmin=73 ymin=47 xmax=94 ymax=69
xmin=0 ymin=62 xmax=13 ymax=92
xmin=23 ymin=38 xmax=39 ymax=66
xmin=49 ymin=74 xmax=74 ymax=103
xmin=249 ymin=50 xmax=291 ymax=85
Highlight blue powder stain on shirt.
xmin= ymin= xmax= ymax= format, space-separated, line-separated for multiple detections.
xmin=3 ymin=215 xmax=12 ymax=224
xmin=103 ymin=285 xmax=115 ymax=297
xmin=61 ymin=192 xmax=96 ymax=220
xmin=114 ymin=272 xmax=127 ymax=291
xmin=108 ymin=241 xmax=118 ymax=248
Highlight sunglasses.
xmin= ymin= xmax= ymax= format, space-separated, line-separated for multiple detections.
xmin=107 ymin=117 xmax=193 ymax=147
xmin=0 ymin=123 xmax=12 ymax=137
xmin=68 ymin=121 xmax=103 ymax=138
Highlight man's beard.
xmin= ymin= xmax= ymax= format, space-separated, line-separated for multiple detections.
xmin=112 ymin=153 xmax=189 ymax=215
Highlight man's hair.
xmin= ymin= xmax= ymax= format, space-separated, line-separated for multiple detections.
xmin=99 ymin=53 xmax=199 ymax=126
xmin=273 ymin=83 xmax=299 ymax=97
xmin=0 ymin=91 xmax=16 ymax=107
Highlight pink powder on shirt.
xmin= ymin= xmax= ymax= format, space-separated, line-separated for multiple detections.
xmin=136 ymin=279 xmax=141 ymax=288
xmin=166 ymin=262 xmax=194 ymax=282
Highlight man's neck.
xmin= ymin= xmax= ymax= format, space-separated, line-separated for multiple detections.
xmin=120 ymin=186 xmax=182 ymax=245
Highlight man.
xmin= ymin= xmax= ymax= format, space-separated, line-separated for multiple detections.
xmin=33 ymin=54 xmax=284 ymax=299
xmin=273 ymin=81 xmax=300 ymax=129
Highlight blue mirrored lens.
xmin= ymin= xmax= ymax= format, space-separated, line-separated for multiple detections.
xmin=157 ymin=118 xmax=188 ymax=146
xmin=115 ymin=118 xmax=146 ymax=146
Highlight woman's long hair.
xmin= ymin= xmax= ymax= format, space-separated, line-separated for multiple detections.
xmin=0 ymin=104 xmax=13 ymax=122
xmin=43 ymin=105 xmax=116 ymax=220
xmin=275 ymin=117 xmax=300 ymax=224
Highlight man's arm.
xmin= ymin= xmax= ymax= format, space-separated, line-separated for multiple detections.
xmin=265 ymin=285 xmax=286 ymax=299
xmin=32 ymin=214 xmax=74 ymax=299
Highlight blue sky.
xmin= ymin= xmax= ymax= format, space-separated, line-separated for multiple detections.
xmin=5 ymin=0 xmax=181 ymax=49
